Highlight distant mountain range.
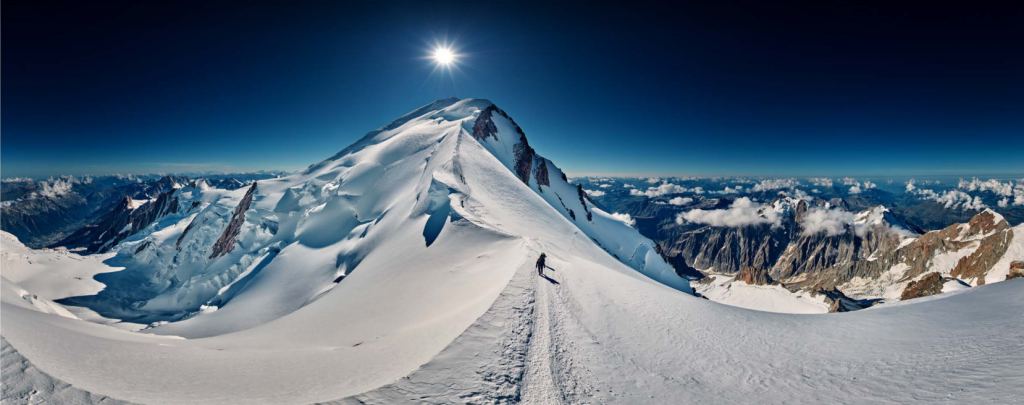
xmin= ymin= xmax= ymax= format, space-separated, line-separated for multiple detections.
xmin=1 ymin=173 xmax=286 ymax=249
xmin=603 ymin=193 xmax=1024 ymax=311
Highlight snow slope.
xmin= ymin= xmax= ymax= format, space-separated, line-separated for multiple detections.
xmin=694 ymin=274 xmax=831 ymax=314
xmin=3 ymin=99 xmax=1023 ymax=404
xmin=2 ymin=98 xmax=691 ymax=404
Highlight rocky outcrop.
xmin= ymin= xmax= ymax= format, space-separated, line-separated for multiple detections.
xmin=513 ymin=142 xmax=536 ymax=185
xmin=812 ymin=288 xmax=868 ymax=313
xmin=735 ymin=266 xmax=775 ymax=286
xmin=134 ymin=240 xmax=152 ymax=254
xmin=472 ymin=105 xmax=536 ymax=185
xmin=176 ymin=214 xmax=201 ymax=249
xmin=470 ymin=105 xmax=500 ymax=142
xmin=900 ymin=272 xmax=945 ymax=301
xmin=534 ymin=159 xmax=550 ymax=189
xmin=209 ymin=182 xmax=257 ymax=259
xmin=576 ymin=184 xmax=593 ymax=221
xmin=950 ymin=211 xmax=1012 ymax=285
xmin=1007 ymin=261 xmax=1024 ymax=280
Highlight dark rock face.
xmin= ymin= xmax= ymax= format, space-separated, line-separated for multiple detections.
xmin=534 ymin=159 xmax=550 ymax=189
xmin=470 ymin=105 xmax=500 ymax=142
xmin=176 ymin=214 xmax=201 ymax=249
xmin=56 ymin=189 xmax=181 ymax=254
xmin=665 ymin=223 xmax=790 ymax=276
xmin=134 ymin=241 xmax=152 ymax=254
xmin=735 ymin=266 xmax=775 ymax=286
xmin=828 ymin=198 xmax=851 ymax=211
xmin=209 ymin=182 xmax=257 ymax=259
xmin=775 ymin=219 xmax=905 ymax=289
xmin=513 ymin=142 xmax=536 ymax=185
xmin=900 ymin=272 xmax=945 ymax=301
xmin=472 ymin=105 xmax=537 ymax=185
xmin=576 ymin=184 xmax=593 ymax=221
xmin=1007 ymin=261 xmax=1024 ymax=280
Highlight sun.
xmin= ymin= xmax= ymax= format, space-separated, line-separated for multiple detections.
xmin=433 ymin=47 xmax=455 ymax=66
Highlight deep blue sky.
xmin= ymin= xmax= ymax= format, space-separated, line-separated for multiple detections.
xmin=3 ymin=1 xmax=1022 ymax=178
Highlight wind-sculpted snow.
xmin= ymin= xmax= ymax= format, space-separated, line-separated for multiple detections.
xmin=3 ymin=99 xmax=1021 ymax=404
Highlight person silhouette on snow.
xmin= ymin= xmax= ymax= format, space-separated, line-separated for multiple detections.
xmin=536 ymin=253 xmax=547 ymax=276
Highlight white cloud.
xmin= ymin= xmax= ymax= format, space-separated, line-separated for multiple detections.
xmin=914 ymin=189 xmax=986 ymax=210
xmin=752 ymin=178 xmax=800 ymax=192
xmin=610 ymin=212 xmax=636 ymax=227
xmin=646 ymin=177 xmax=661 ymax=184
xmin=938 ymin=191 xmax=985 ymax=210
xmin=800 ymin=208 xmax=857 ymax=237
xmin=905 ymin=179 xmax=917 ymax=192
xmin=811 ymin=189 xmax=820 ymax=193
xmin=584 ymin=189 xmax=606 ymax=197
xmin=599 ymin=184 xmax=611 ymax=188
xmin=677 ymin=197 xmax=781 ymax=228
xmin=1015 ymin=183 xmax=1024 ymax=206
xmin=809 ymin=177 xmax=833 ymax=187
xmin=844 ymin=178 xmax=875 ymax=194
xmin=714 ymin=186 xmax=743 ymax=194
xmin=790 ymin=188 xmax=813 ymax=201
xmin=623 ymin=183 xmax=635 ymax=188
xmin=630 ymin=182 xmax=690 ymax=197
xmin=668 ymin=197 xmax=693 ymax=206
xmin=958 ymin=177 xmax=1014 ymax=197
xmin=33 ymin=176 xmax=82 ymax=199
xmin=999 ymin=198 xmax=1009 ymax=208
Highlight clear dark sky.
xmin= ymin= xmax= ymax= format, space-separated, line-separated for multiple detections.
xmin=3 ymin=1 xmax=1022 ymax=178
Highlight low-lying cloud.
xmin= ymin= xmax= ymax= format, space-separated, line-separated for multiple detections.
xmin=609 ymin=212 xmax=636 ymax=227
xmin=630 ymin=182 xmax=703 ymax=197
xmin=668 ymin=197 xmax=693 ymax=206
xmin=677 ymin=197 xmax=781 ymax=228
xmin=799 ymin=208 xmax=857 ymax=236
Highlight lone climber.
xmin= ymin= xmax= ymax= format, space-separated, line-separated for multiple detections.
xmin=536 ymin=253 xmax=547 ymax=276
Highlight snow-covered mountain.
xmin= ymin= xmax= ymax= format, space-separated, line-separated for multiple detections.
xmin=3 ymin=99 xmax=1023 ymax=404
xmin=44 ymin=98 xmax=687 ymax=332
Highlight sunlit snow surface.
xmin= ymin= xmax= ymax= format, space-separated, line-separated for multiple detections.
xmin=3 ymin=99 xmax=1023 ymax=404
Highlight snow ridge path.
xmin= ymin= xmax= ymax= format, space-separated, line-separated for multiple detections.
xmin=520 ymin=260 xmax=561 ymax=405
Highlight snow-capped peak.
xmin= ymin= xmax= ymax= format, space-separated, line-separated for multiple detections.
xmin=50 ymin=98 xmax=689 ymax=339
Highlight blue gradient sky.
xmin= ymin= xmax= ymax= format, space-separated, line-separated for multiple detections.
xmin=3 ymin=1 xmax=1022 ymax=178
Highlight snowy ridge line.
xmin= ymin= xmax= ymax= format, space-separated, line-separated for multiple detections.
xmin=337 ymin=241 xmax=538 ymax=404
